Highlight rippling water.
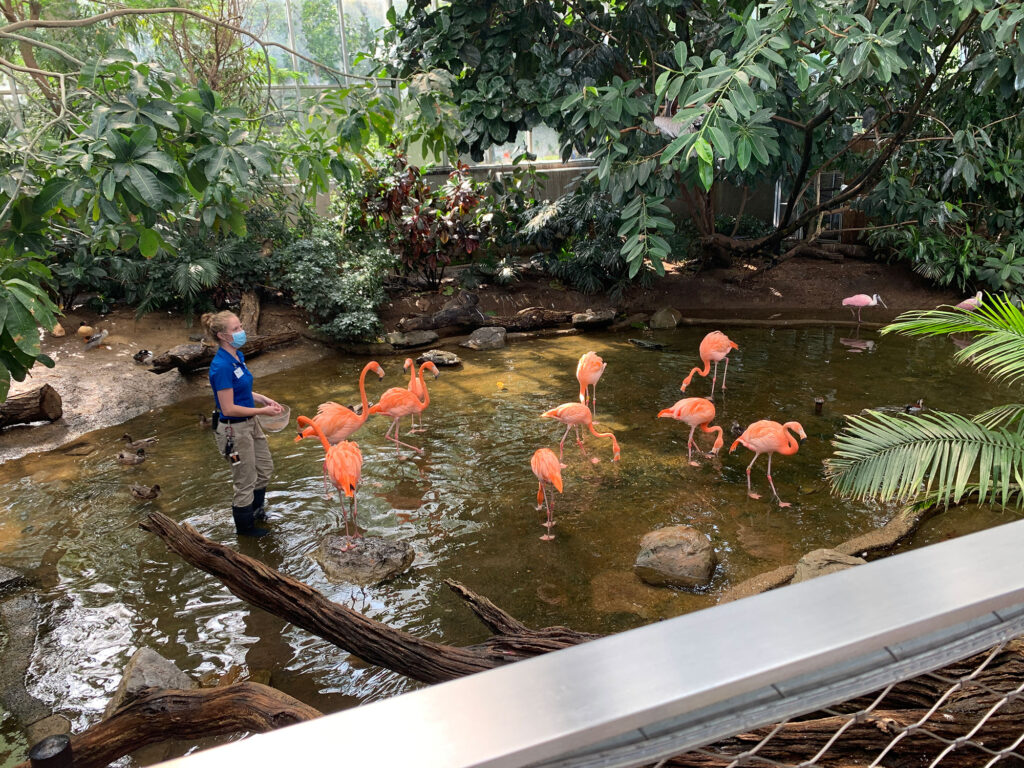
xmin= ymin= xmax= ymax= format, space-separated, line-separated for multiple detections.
xmin=1 ymin=325 xmax=1020 ymax=765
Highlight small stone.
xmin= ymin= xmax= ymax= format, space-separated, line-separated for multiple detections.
xmin=571 ymin=308 xmax=616 ymax=329
xmin=791 ymin=548 xmax=867 ymax=584
xmin=649 ymin=307 xmax=682 ymax=329
xmin=0 ymin=565 xmax=28 ymax=595
xmin=386 ymin=330 xmax=439 ymax=348
xmin=634 ymin=526 xmax=717 ymax=588
xmin=103 ymin=648 xmax=197 ymax=718
xmin=460 ymin=326 xmax=506 ymax=350
xmin=187 ymin=333 xmax=204 ymax=342
xmin=417 ymin=349 xmax=462 ymax=367
xmin=312 ymin=535 xmax=415 ymax=585
xmin=628 ymin=338 xmax=665 ymax=350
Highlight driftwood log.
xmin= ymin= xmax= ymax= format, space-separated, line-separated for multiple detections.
xmin=141 ymin=513 xmax=601 ymax=683
xmin=397 ymin=291 xmax=485 ymax=332
xmin=12 ymin=683 xmax=320 ymax=768
xmin=0 ymin=383 xmax=62 ymax=428
xmin=492 ymin=307 xmax=574 ymax=331
xmin=150 ymin=332 xmax=299 ymax=374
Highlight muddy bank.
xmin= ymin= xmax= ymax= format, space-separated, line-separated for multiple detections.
xmin=3 ymin=256 xmax=958 ymax=463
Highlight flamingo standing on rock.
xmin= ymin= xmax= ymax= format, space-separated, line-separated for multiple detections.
xmin=576 ymin=351 xmax=607 ymax=416
xmin=729 ymin=420 xmax=807 ymax=508
xmin=295 ymin=361 xmax=385 ymax=444
xmin=681 ymin=331 xmax=738 ymax=397
xmin=541 ymin=402 xmax=621 ymax=464
xmin=657 ymin=397 xmax=724 ymax=466
xmin=369 ymin=361 xmax=440 ymax=454
xmin=296 ymin=416 xmax=364 ymax=548
xmin=841 ymin=293 xmax=886 ymax=322
xmin=530 ymin=448 xmax=563 ymax=541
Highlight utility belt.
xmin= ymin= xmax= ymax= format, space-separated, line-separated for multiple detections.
xmin=210 ymin=411 xmax=252 ymax=430
xmin=211 ymin=411 xmax=244 ymax=465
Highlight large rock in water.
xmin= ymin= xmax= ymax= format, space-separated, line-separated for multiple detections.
xmin=386 ymin=330 xmax=439 ymax=348
xmin=103 ymin=647 xmax=196 ymax=717
xmin=791 ymin=548 xmax=867 ymax=584
xmin=572 ymin=308 xmax=616 ymax=329
xmin=312 ymin=535 xmax=415 ymax=585
xmin=461 ymin=326 xmax=506 ymax=350
xmin=634 ymin=526 xmax=717 ymax=588
xmin=649 ymin=307 xmax=682 ymax=329
xmin=417 ymin=349 xmax=462 ymax=367
xmin=0 ymin=565 xmax=28 ymax=595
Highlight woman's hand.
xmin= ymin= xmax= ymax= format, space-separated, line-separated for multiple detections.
xmin=260 ymin=403 xmax=284 ymax=416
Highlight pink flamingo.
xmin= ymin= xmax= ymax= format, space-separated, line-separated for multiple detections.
xmin=576 ymin=351 xmax=607 ymax=416
xmin=369 ymin=361 xmax=440 ymax=454
xmin=296 ymin=416 xmax=364 ymax=548
xmin=729 ymin=420 xmax=807 ymax=508
xmin=403 ymin=358 xmax=429 ymax=433
xmin=841 ymin=293 xmax=886 ymax=322
xmin=681 ymin=331 xmax=738 ymax=396
xmin=530 ymin=448 xmax=563 ymax=540
xmin=657 ymin=397 xmax=724 ymax=466
xmin=295 ymin=362 xmax=384 ymax=444
xmin=955 ymin=292 xmax=983 ymax=311
xmin=541 ymin=402 xmax=620 ymax=464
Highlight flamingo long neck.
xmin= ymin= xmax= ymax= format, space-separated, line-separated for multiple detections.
xmin=416 ymin=364 xmax=431 ymax=408
xmin=296 ymin=416 xmax=331 ymax=453
xmin=357 ymin=363 xmax=375 ymax=421
xmin=779 ymin=423 xmax=803 ymax=455
xmin=406 ymin=361 xmax=416 ymax=391
xmin=700 ymin=423 xmax=724 ymax=453
xmin=682 ymin=359 xmax=711 ymax=388
xmin=587 ymin=421 xmax=621 ymax=460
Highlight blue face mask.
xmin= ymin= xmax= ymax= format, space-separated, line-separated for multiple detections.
xmin=229 ymin=330 xmax=247 ymax=349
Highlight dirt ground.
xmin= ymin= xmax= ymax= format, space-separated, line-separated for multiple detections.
xmin=2 ymin=255 xmax=959 ymax=463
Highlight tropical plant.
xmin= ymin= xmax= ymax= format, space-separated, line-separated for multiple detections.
xmin=827 ymin=293 xmax=1024 ymax=509
xmin=0 ymin=255 xmax=59 ymax=400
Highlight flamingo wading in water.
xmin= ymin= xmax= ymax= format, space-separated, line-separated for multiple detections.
xmin=657 ymin=397 xmax=724 ymax=466
xmin=369 ymin=361 xmax=439 ymax=454
xmin=295 ymin=361 xmax=385 ymax=445
xmin=841 ymin=293 xmax=886 ymax=323
xmin=955 ymin=292 xmax=983 ymax=311
xmin=576 ymin=351 xmax=607 ymax=416
xmin=730 ymin=420 xmax=807 ymax=508
xmin=681 ymin=331 xmax=738 ymax=397
xmin=296 ymin=416 xmax=364 ymax=548
xmin=530 ymin=448 xmax=564 ymax=540
xmin=403 ymin=358 xmax=428 ymax=433
xmin=541 ymin=402 xmax=621 ymax=464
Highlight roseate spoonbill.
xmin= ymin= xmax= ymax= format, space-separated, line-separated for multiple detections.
xmin=681 ymin=331 xmax=738 ymax=397
xmin=541 ymin=402 xmax=620 ymax=464
xmin=576 ymin=351 xmax=607 ymax=416
xmin=657 ymin=397 xmax=724 ymax=466
xmin=295 ymin=362 xmax=385 ymax=445
xmin=403 ymin=358 xmax=430 ymax=433
xmin=955 ymin=292 xmax=983 ymax=311
xmin=530 ymin=448 xmax=563 ymax=541
xmin=297 ymin=415 xmax=364 ymax=547
xmin=369 ymin=361 xmax=440 ymax=454
xmin=729 ymin=420 xmax=807 ymax=508
xmin=841 ymin=293 xmax=886 ymax=322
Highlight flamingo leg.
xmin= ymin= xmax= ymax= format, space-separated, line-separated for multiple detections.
xmin=765 ymin=453 xmax=791 ymax=508
xmin=591 ymin=384 xmax=598 ymax=418
xmin=722 ymin=356 xmax=730 ymax=391
xmin=745 ymin=453 xmax=762 ymax=500
xmin=710 ymin=359 xmax=719 ymax=396
xmin=536 ymin=481 xmax=544 ymax=511
xmin=351 ymin=494 xmax=362 ymax=538
xmin=558 ymin=423 xmax=573 ymax=464
xmin=540 ymin=483 xmax=555 ymax=540
xmin=687 ymin=424 xmax=699 ymax=466
xmin=575 ymin=425 xmax=588 ymax=457
xmin=386 ymin=417 xmax=424 ymax=454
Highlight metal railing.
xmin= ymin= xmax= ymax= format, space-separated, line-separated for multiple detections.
xmin=156 ymin=519 xmax=1024 ymax=768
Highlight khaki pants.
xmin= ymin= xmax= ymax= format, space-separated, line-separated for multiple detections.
xmin=214 ymin=418 xmax=273 ymax=507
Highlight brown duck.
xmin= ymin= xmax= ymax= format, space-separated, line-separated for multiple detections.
xmin=122 ymin=434 xmax=158 ymax=449
xmin=130 ymin=484 xmax=160 ymax=500
xmin=117 ymin=448 xmax=146 ymax=465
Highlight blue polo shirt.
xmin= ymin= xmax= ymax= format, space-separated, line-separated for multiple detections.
xmin=209 ymin=347 xmax=255 ymax=414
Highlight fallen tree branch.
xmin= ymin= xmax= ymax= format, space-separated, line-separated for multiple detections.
xmin=141 ymin=513 xmax=601 ymax=684
xmin=149 ymin=331 xmax=299 ymax=374
xmin=12 ymin=683 xmax=321 ymax=768
xmin=0 ymin=383 xmax=62 ymax=428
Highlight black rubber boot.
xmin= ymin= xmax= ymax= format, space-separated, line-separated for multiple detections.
xmin=252 ymin=487 xmax=268 ymax=522
xmin=232 ymin=503 xmax=269 ymax=537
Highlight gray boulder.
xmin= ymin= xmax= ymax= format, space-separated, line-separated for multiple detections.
xmin=572 ymin=308 xmax=616 ymax=329
xmin=634 ymin=526 xmax=717 ymax=588
xmin=791 ymin=548 xmax=867 ymax=584
xmin=649 ymin=307 xmax=682 ymax=329
xmin=417 ymin=349 xmax=462 ymax=367
xmin=386 ymin=330 xmax=439 ymax=348
xmin=461 ymin=326 xmax=506 ymax=350
xmin=0 ymin=565 xmax=27 ymax=595
xmin=312 ymin=535 xmax=415 ymax=585
xmin=103 ymin=647 xmax=196 ymax=718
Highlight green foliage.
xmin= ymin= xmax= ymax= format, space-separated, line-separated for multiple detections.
xmin=277 ymin=224 xmax=394 ymax=341
xmin=827 ymin=294 xmax=1024 ymax=509
xmin=0 ymin=255 xmax=58 ymax=401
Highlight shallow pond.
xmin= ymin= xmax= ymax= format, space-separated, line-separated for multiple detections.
xmin=1 ymin=325 xmax=1020 ymax=765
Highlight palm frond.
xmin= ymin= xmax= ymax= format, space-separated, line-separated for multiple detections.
xmin=882 ymin=293 xmax=1024 ymax=386
xmin=973 ymin=403 xmax=1024 ymax=430
xmin=826 ymin=409 xmax=1024 ymax=508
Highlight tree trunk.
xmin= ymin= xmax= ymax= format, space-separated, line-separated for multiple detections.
xmin=149 ymin=332 xmax=299 ymax=374
xmin=239 ymin=290 xmax=261 ymax=334
xmin=140 ymin=513 xmax=602 ymax=684
xmin=12 ymin=683 xmax=321 ymax=768
xmin=0 ymin=384 xmax=62 ymax=427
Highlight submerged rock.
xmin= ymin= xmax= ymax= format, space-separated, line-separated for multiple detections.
xmin=312 ymin=535 xmax=415 ymax=585
xmin=571 ymin=308 xmax=616 ymax=329
xmin=634 ymin=526 xmax=717 ymax=588
xmin=386 ymin=330 xmax=439 ymax=348
xmin=791 ymin=548 xmax=866 ymax=585
xmin=0 ymin=565 xmax=27 ymax=595
xmin=649 ymin=307 xmax=682 ymax=329
xmin=628 ymin=338 xmax=665 ymax=350
xmin=417 ymin=349 xmax=462 ymax=367
xmin=461 ymin=326 xmax=506 ymax=350
xmin=103 ymin=647 xmax=196 ymax=718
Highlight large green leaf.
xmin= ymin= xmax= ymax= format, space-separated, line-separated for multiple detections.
xmin=1 ymin=295 xmax=41 ymax=356
xmin=125 ymin=164 xmax=165 ymax=208
xmin=0 ymin=357 xmax=10 ymax=401
xmin=33 ymin=178 xmax=73 ymax=214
